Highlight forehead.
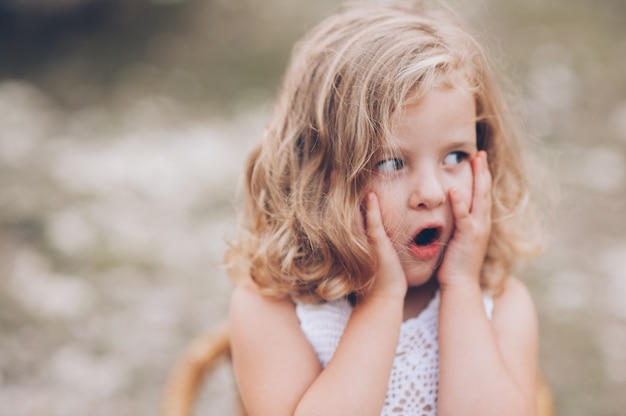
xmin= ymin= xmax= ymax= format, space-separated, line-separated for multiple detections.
xmin=382 ymin=87 xmax=476 ymax=147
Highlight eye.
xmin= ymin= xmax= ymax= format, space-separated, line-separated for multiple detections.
xmin=375 ymin=157 xmax=404 ymax=173
xmin=443 ymin=151 xmax=468 ymax=166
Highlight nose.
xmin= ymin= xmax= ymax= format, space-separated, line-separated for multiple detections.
xmin=408 ymin=166 xmax=446 ymax=209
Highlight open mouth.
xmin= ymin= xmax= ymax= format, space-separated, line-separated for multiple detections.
xmin=413 ymin=227 xmax=441 ymax=246
xmin=408 ymin=226 xmax=443 ymax=260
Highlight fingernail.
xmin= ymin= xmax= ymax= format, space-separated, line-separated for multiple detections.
xmin=478 ymin=152 xmax=486 ymax=167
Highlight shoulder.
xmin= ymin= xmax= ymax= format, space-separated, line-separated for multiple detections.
xmin=491 ymin=276 xmax=537 ymax=329
xmin=230 ymin=280 xmax=295 ymax=323
xmin=229 ymin=281 xmax=322 ymax=414
xmin=229 ymin=281 xmax=310 ymax=352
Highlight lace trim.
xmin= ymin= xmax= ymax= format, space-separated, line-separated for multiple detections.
xmin=296 ymin=291 xmax=494 ymax=416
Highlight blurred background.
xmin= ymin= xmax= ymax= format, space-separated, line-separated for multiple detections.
xmin=0 ymin=0 xmax=624 ymax=414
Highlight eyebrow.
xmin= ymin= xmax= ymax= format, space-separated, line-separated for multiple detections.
xmin=442 ymin=138 xmax=477 ymax=151
xmin=375 ymin=144 xmax=406 ymax=158
xmin=379 ymin=136 xmax=477 ymax=156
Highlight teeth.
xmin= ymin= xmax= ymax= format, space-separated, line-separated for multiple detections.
xmin=414 ymin=228 xmax=438 ymax=246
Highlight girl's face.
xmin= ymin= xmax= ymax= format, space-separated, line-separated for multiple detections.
xmin=368 ymin=87 xmax=478 ymax=287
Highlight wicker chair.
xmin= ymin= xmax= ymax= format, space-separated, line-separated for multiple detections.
xmin=162 ymin=324 xmax=555 ymax=416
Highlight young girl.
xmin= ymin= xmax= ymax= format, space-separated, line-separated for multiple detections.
xmin=227 ymin=2 xmax=542 ymax=415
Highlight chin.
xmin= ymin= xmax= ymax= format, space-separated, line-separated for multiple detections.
xmin=404 ymin=267 xmax=437 ymax=288
xmin=402 ymin=253 xmax=444 ymax=288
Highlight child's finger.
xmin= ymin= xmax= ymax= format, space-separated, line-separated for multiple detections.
xmin=449 ymin=188 xmax=471 ymax=230
xmin=364 ymin=192 xmax=388 ymax=245
xmin=471 ymin=151 xmax=492 ymax=222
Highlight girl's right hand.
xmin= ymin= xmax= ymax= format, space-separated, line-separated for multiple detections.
xmin=436 ymin=151 xmax=492 ymax=289
xmin=364 ymin=192 xmax=408 ymax=300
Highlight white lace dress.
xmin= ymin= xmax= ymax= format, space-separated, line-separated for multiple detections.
xmin=295 ymin=292 xmax=494 ymax=415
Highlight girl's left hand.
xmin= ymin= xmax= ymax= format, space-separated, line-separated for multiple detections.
xmin=437 ymin=151 xmax=492 ymax=289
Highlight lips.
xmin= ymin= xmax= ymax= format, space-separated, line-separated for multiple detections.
xmin=408 ymin=225 xmax=443 ymax=260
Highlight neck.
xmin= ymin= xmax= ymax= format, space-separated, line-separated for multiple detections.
xmin=403 ymin=277 xmax=438 ymax=321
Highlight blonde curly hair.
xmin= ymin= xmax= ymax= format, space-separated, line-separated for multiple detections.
xmin=226 ymin=1 xmax=542 ymax=303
